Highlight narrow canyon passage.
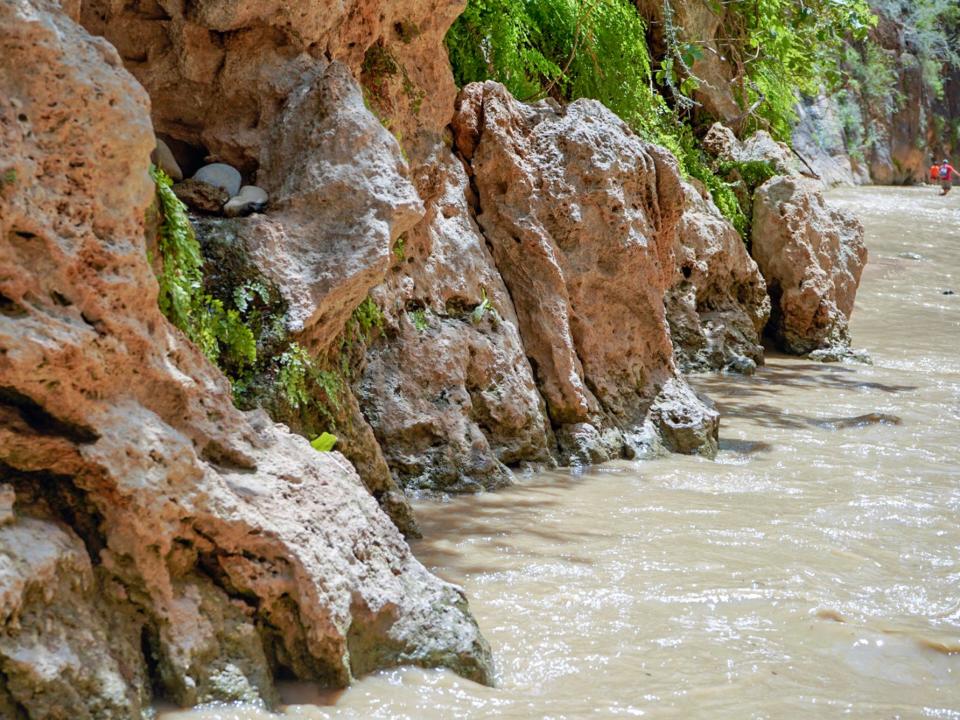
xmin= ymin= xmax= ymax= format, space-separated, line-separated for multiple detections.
xmin=164 ymin=188 xmax=960 ymax=718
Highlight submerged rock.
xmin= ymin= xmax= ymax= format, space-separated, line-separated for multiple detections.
xmin=0 ymin=4 xmax=492 ymax=716
xmin=453 ymin=82 xmax=718 ymax=459
xmin=666 ymin=182 xmax=770 ymax=374
xmin=751 ymin=176 xmax=868 ymax=355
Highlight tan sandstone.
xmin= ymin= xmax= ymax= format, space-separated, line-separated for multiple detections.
xmin=360 ymin=148 xmax=556 ymax=492
xmin=666 ymin=182 xmax=770 ymax=373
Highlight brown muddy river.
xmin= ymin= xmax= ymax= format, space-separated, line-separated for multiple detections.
xmin=165 ymin=187 xmax=960 ymax=718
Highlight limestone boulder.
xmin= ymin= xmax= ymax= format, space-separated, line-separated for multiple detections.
xmin=453 ymin=82 xmax=718 ymax=460
xmin=0 ymin=4 xmax=491 ymax=717
xmin=359 ymin=149 xmax=555 ymax=492
xmin=244 ymin=60 xmax=423 ymax=354
xmin=666 ymin=182 xmax=770 ymax=373
xmin=751 ymin=176 xmax=868 ymax=354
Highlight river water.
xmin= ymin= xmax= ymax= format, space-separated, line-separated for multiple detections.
xmin=166 ymin=187 xmax=960 ymax=719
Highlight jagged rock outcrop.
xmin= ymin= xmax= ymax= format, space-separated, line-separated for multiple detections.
xmin=0 ymin=3 xmax=492 ymax=717
xmin=244 ymin=60 xmax=423 ymax=354
xmin=751 ymin=176 xmax=868 ymax=355
xmin=183 ymin=59 xmax=423 ymax=534
xmin=361 ymin=149 xmax=556 ymax=492
xmin=703 ymin=123 xmax=800 ymax=176
xmin=666 ymin=182 xmax=770 ymax=374
xmin=453 ymin=82 xmax=719 ymax=461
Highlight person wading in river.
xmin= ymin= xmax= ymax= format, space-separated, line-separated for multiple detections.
xmin=937 ymin=158 xmax=958 ymax=195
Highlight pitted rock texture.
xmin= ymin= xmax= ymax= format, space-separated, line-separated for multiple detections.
xmin=0 ymin=4 xmax=491 ymax=717
xmin=216 ymin=60 xmax=424 ymax=527
xmin=751 ymin=176 xmax=868 ymax=355
xmin=703 ymin=123 xmax=800 ymax=176
xmin=243 ymin=60 xmax=423 ymax=354
xmin=360 ymin=149 xmax=555 ymax=492
xmin=80 ymin=0 xmax=466 ymax=172
xmin=453 ymin=82 xmax=718 ymax=460
xmin=666 ymin=182 xmax=770 ymax=374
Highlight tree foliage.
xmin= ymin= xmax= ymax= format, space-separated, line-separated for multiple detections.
xmin=706 ymin=0 xmax=876 ymax=139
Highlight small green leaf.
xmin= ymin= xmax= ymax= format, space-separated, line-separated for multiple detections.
xmin=310 ymin=432 xmax=338 ymax=452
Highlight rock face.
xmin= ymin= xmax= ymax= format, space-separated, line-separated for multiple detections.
xmin=0 ymin=3 xmax=492 ymax=717
xmin=793 ymin=13 xmax=960 ymax=186
xmin=453 ymin=82 xmax=719 ymax=461
xmin=635 ymin=0 xmax=742 ymax=127
xmin=80 ymin=0 xmax=466 ymax=174
xmin=703 ymin=123 xmax=800 ymax=176
xmin=244 ymin=60 xmax=423 ymax=353
xmin=360 ymin=149 xmax=556 ymax=492
xmin=751 ymin=176 xmax=868 ymax=354
xmin=792 ymin=93 xmax=871 ymax=187
xmin=666 ymin=183 xmax=770 ymax=373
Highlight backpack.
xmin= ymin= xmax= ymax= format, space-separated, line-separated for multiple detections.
xmin=940 ymin=165 xmax=951 ymax=179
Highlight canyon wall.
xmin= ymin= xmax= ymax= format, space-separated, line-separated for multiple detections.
xmin=0 ymin=0 xmax=871 ymax=714
xmin=794 ymin=12 xmax=960 ymax=186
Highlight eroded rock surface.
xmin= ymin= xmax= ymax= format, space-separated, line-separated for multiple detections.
xmin=453 ymin=82 xmax=719 ymax=460
xmin=703 ymin=123 xmax=800 ymax=176
xmin=666 ymin=183 xmax=770 ymax=374
xmin=0 ymin=4 xmax=492 ymax=717
xmin=360 ymin=149 xmax=555 ymax=492
xmin=751 ymin=176 xmax=868 ymax=355
xmin=80 ymin=0 xmax=465 ymax=172
xmin=244 ymin=60 xmax=422 ymax=353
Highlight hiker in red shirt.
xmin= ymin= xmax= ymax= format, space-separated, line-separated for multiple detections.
xmin=938 ymin=158 xmax=957 ymax=195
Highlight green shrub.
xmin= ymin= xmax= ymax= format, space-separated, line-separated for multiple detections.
xmin=470 ymin=287 xmax=496 ymax=325
xmin=276 ymin=342 xmax=312 ymax=409
xmin=719 ymin=0 xmax=876 ymax=140
xmin=409 ymin=308 xmax=429 ymax=332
